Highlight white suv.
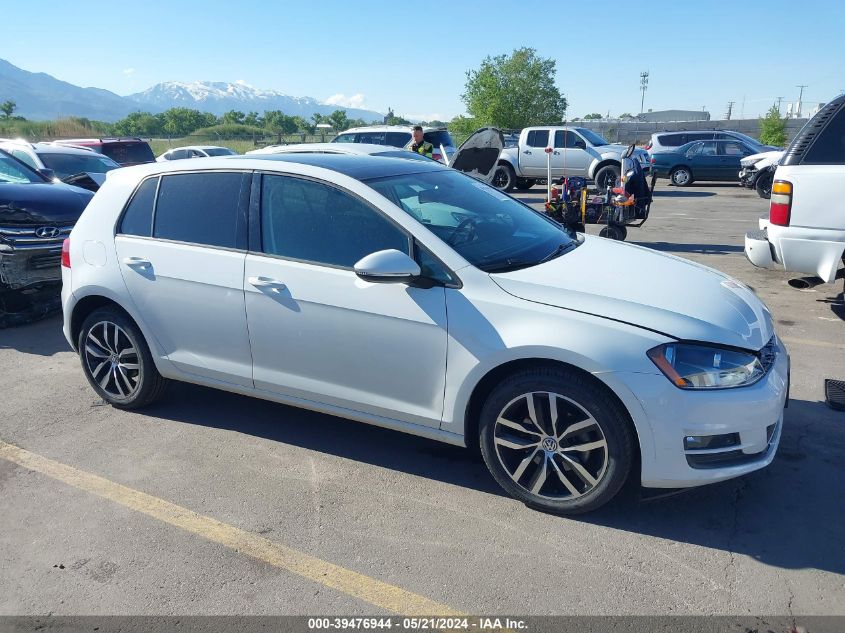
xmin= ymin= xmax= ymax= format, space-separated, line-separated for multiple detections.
xmin=62 ymin=153 xmax=787 ymax=514
xmin=331 ymin=126 xmax=455 ymax=163
xmin=745 ymin=94 xmax=845 ymax=284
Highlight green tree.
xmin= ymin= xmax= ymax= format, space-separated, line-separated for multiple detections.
xmin=113 ymin=111 xmax=163 ymax=136
xmin=222 ymin=110 xmax=246 ymax=125
xmin=327 ymin=109 xmax=349 ymax=131
xmin=159 ymin=108 xmax=216 ymax=137
xmin=292 ymin=116 xmax=314 ymax=134
xmin=1 ymin=100 xmax=16 ymax=119
xmin=448 ymin=115 xmax=480 ymax=140
xmin=759 ymin=105 xmax=787 ymax=147
xmin=583 ymin=113 xmax=603 ymax=120
xmin=311 ymin=113 xmax=324 ymax=126
xmin=462 ymin=47 xmax=566 ymax=129
xmin=243 ymin=111 xmax=261 ymax=127
xmin=263 ymin=110 xmax=299 ymax=134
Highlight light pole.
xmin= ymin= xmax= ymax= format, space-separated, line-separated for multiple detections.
xmin=635 ymin=71 xmax=649 ymax=144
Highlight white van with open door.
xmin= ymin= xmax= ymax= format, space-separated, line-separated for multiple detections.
xmin=745 ymin=94 xmax=845 ymax=284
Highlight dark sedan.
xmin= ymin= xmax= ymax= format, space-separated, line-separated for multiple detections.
xmin=650 ymin=139 xmax=757 ymax=186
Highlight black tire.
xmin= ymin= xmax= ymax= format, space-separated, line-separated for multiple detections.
xmin=593 ymin=164 xmax=620 ymax=192
xmin=78 ymin=307 xmax=168 ymax=409
xmin=515 ymin=178 xmax=537 ymax=191
xmin=492 ymin=163 xmax=516 ymax=192
xmin=756 ymin=172 xmax=774 ymax=199
xmin=478 ymin=367 xmax=635 ymax=515
xmin=599 ymin=225 xmax=626 ymax=241
xmin=669 ymin=166 xmax=693 ymax=187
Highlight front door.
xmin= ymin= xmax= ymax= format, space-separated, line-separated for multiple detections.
xmin=243 ymin=173 xmax=448 ymax=428
xmin=551 ymin=130 xmax=590 ymax=178
xmin=114 ymin=171 xmax=254 ymax=387
xmin=718 ymin=141 xmax=752 ymax=180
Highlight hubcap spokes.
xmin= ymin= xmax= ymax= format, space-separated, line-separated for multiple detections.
xmin=493 ymin=392 xmax=608 ymax=500
xmin=84 ymin=321 xmax=141 ymax=399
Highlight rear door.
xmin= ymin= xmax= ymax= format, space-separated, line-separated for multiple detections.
xmin=114 ymin=170 xmax=254 ymax=387
xmin=520 ymin=129 xmax=551 ymax=177
xmin=243 ymin=173 xmax=448 ymax=428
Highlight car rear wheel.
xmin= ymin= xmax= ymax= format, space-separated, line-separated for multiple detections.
xmin=479 ymin=367 xmax=635 ymax=515
xmin=599 ymin=225 xmax=627 ymax=241
xmin=670 ymin=166 xmax=693 ymax=186
xmin=756 ymin=172 xmax=774 ymax=199
xmin=492 ymin=163 xmax=516 ymax=192
xmin=78 ymin=307 xmax=167 ymax=409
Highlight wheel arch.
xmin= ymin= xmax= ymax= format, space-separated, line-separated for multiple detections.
xmin=462 ymin=358 xmax=643 ymax=463
xmin=589 ymin=158 xmax=620 ymax=180
xmin=669 ymin=164 xmax=694 ymax=179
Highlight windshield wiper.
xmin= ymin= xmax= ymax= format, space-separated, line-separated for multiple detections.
xmin=479 ymin=259 xmax=534 ymax=273
xmin=538 ymin=242 xmax=575 ymax=264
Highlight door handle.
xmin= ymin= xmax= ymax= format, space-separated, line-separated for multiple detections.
xmin=553 ymin=151 xmax=560 ymax=155
xmin=249 ymin=276 xmax=286 ymax=290
xmin=523 ymin=150 xmax=532 ymax=154
xmin=123 ymin=256 xmax=151 ymax=268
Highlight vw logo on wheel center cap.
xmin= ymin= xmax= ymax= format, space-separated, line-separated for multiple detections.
xmin=542 ymin=437 xmax=558 ymax=451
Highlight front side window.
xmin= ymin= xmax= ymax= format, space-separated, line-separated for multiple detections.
xmin=366 ymin=170 xmax=577 ymax=273
xmin=385 ymin=132 xmax=412 ymax=147
xmin=721 ymin=141 xmax=751 ymax=156
xmin=333 ymin=134 xmax=357 ymax=143
xmin=0 ymin=152 xmax=44 ymax=183
xmin=11 ymin=149 xmax=38 ymax=169
xmin=260 ymin=175 xmax=409 ymax=268
xmin=526 ymin=130 xmax=550 ymax=148
xmin=554 ymin=130 xmax=584 ymax=148
xmin=153 ymin=172 xmax=248 ymax=249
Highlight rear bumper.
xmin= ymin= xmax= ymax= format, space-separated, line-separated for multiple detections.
xmin=745 ymin=224 xmax=845 ymax=282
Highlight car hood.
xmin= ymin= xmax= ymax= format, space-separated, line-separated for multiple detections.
xmin=490 ymin=236 xmax=773 ymax=350
xmin=0 ymin=181 xmax=93 ymax=224
xmin=741 ymin=150 xmax=784 ymax=168
xmin=448 ymin=127 xmax=504 ymax=183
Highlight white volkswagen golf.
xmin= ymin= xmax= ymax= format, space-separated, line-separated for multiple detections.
xmin=61 ymin=154 xmax=789 ymax=514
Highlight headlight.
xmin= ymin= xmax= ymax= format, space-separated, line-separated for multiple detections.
xmin=647 ymin=343 xmax=765 ymax=389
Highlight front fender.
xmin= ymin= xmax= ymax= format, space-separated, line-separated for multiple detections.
xmin=498 ymin=148 xmax=519 ymax=173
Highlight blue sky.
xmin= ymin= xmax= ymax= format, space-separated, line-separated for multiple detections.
xmin=2 ymin=0 xmax=843 ymax=120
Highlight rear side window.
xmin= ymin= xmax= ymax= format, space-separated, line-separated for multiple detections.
xmin=803 ymin=108 xmax=845 ymax=164
xmin=357 ymin=132 xmax=386 ymax=145
xmin=526 ymin=130 xmax=550 ymax=148
xmin=657 ymin=134 xmax=684 ymax=147
xmin=153 ymin=172 xmax=248 ymax=249
xmin=119 ymin=177 xmax=158 ymax=236
xmin=385 ymin=132 xmax=412 ymax=147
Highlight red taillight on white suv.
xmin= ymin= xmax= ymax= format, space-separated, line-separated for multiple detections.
xmin=61 ymin=237 xmax=71 ymax=268
xmin=770 ymin=180 xmax=792 ymax=226
xmin=645 ymin=142 xmax=652 ymax=151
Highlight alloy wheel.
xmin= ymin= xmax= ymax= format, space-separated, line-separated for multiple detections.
xmin=492 ymin=167 xmax=510 ymax=190
xmin=84 ymin=320 xmax=141 ymax=399
xmin=672 ymin=169 xmax=690 ymax=185
xmin=493 ymin=391 xmax=608 ymax=499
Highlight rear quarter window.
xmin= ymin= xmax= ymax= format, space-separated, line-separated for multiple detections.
xmin=119 ymin=177 xmax=158 ymax=237
xmin=803 ymin=107 xmax=845 ymax=164
xmin=153 ymin=172 xmax=249 ymax=249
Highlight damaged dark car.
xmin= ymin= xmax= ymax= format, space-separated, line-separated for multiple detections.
xmin=0 ymin=149 xmax=93 ymax=327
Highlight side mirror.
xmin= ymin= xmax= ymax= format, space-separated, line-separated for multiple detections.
xmin=354 ymin=249 xmax=421 ymax=284
xmin=40 ymin=168 xmax=56 ymax=181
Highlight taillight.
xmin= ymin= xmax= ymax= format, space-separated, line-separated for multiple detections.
xmin=61 ymin=238 xmax=71 ymax=268
xmin=770 ymin=180 xmax=792 ymax=226
xmin=645 ymin=142 xmax=652 ymax=150
xmin=650 ymin=157 xmax=656 ymax=164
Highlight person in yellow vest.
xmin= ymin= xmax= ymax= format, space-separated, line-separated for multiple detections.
xmin=406 ymin=125 xmax=434 ymax=158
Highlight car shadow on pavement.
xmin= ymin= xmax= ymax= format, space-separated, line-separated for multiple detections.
xmin=582 ymin=397 xmax=845 ymax=576
xmin=147 ymin=381 xmax=505 ymax=497
xmin=0 ymin=314 xmax=70 ymax=356
xmin=651 ymin=190 xmax=716 ymax=198
xmin=632 ymin=241 xmax=744 ymax=255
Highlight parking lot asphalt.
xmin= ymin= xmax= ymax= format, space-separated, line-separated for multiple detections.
xmin=1 ymin=182 xmax=844 ymax=617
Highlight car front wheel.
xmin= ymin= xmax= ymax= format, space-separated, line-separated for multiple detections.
xmin=479 ymin=367 xmax=635 ymax=514
xmin=492 ymin=164 xmax=516 ymax=192
xmin=78 ymin=307 xmax=168 ymax=409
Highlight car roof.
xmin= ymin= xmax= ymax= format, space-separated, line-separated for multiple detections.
xmin=249 ymin=143 xmax=407 ymax=156
xmin=338 ymin=125 xmax=446 ymax=133
xmin=230 ymin=153 xmax=445 ymax=179
xmin=166 ymin=145 xmax=229 ymax=151
xmin=32 ymin=143 xmax=104 ymax=156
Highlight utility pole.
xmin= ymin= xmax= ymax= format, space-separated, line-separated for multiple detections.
xmin=725 ymin=101 xmax=735 ymax=120
xmin=639 ymin=71 xmax=649 ymax=115
xmin=796 ymin=85 xmax=808 ymax=118
xmin=776 ymin=96 xmax=784 ymax=114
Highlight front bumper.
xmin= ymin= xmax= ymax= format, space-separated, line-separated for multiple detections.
xmin=0 ymin=244 xmax=65 ymax=289
xmin=609 ymin=338 xmax=789 ymax=488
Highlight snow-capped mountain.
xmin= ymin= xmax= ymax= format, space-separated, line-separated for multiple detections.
xmin=0 ymin=58 xmax=384 ymax=122
xmin=128 ymin=80 xmax=382 ymax=121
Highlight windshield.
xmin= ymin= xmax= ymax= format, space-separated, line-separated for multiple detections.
xmin=38 ymin=152 xmax=120 ymax=179
xmin=576 ymin=128 xmax=610 ymax=147
xmin=0 ymin=152 xmax=45 ymax=184
xmin=101 ymin=142 xmax=155 ymax=164
xmin=365 ymin=170 xmax=577 ymax=272
xmin=203 ymin=147 xmax=237 ymax=156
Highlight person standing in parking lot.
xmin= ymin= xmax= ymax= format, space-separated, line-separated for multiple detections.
xmin=406 ymin=125 xmax=434 ymax=158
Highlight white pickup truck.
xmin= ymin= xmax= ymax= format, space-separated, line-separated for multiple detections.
xmin=492 ymin=126 xmax=652 ymax=191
